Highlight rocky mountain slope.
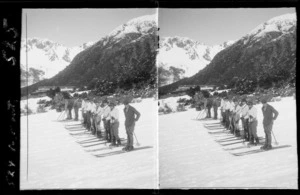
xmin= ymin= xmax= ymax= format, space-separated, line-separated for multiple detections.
xmin=22 ymin=14 xmax=158 ymax=96
xmin=158 ymin=36 xmax=234 ymax=86
xmin=159 ymin=13 xmax=296 ymax=95
xmin=20 ymin=38 xmax=94 ymax=87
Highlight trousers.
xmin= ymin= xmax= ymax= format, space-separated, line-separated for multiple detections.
xmin=125 ymin=123 xmax=135 ymax=147
xmin=249 ymin=119 xmax=258 ymax=141
xmin=263 ymin=122 xmax=273 ymax=146
xmin=110 ymin=121 xmax=120 ymax=142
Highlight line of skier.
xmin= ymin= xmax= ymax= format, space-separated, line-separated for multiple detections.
xmin=194 ymin=92 xmax=279 ymax=150
xmin=62 ymin=95 xmax=141 ymax=152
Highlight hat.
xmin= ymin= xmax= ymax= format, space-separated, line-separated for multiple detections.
xmin=109 ymin=99 xmax=117 ymax=106
xmin=123 ymin=96 xmax=132 ymax=105
xmin=247 ymin=100 xmax=253 ymax=105
xmin=261 ymin=98 xmax=267 ymax=104
xmin=241 ymin=98 xmax=247 ymax=103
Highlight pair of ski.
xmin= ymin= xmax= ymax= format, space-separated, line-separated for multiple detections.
xmin=230 ymin=144 xmax=292 ymax=156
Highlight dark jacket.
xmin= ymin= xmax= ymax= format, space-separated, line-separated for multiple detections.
xmin=262 ymin=104 xmax=279 ymax=126
xmin=124 ymin=105 xmax=141 ymax=127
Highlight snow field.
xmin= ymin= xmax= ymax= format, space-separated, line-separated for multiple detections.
xmin=20 ymin=98 xmax=158 ymax=189
xmin=159 ymin=96 xmax=297 ymax=188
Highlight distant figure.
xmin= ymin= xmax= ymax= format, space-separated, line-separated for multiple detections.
xmin=102 ymin=99 xmax=111 ymax=142
xmin=123 ymin=97 xmax=141 ymax=151
xmin=212 ymin=95 xmax=220 ymax=119
xmin=232 ymin=98 xmax=241 ymax=136
xmin=109 ymin=99 xmax=121 ymax=146
xmin=90 ymin=98 xmax=97 ymax=135
xmin=206 ymin=95 xmax=213 ymax=118
xmin=95 ymin=99 xmax=104 ymax=138
xmin=240 ymin=98 xmax=249 ymax=141
xmin=65 ymin=98 xmax=74 ymax=120
xmin=81 ymin=98 xmax=87 ymax=126
xmin=247 ymin=100 xmax=259 ymax=145
xmin=220 ymin=97 xmax=226 ymax=124
xmin=73 ymin=97 xmax=81 ymax=121
xmin=261 ymin=99 xmax=279 ymax=150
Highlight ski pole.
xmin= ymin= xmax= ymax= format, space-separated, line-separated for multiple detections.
xmin=57 ymin=110 xmax=65 ymax=121
xmin=271 ymin=130 xmax=279 ymax=145
xmin=133 ymin=132 xmax=140 ymax=146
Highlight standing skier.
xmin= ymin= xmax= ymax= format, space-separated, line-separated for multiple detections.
xmin=123 ymin=97 xmax=141 ymax=151
xmin=73 ymin=95 xmax=81 ymax=121
xmin=261 ymin=99 xmax=279 ymax=150
xmin=212 ymin=95 xmax=220 ymax=120
xmin=102 ymin=99 xmax=111 ymax=142
xmin=240 ymin=98 xmax=249 ymax=141
xmin=109 ymin=99 xmax=121 ymax=146
xmin=247 ymin=100 xmax=259 ymax=145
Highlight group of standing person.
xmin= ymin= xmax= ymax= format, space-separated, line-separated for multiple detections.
xmin=194 ymin=91 xmax=279 ymax=150
xmin=62 ymin=95 xmax=141 ymax=152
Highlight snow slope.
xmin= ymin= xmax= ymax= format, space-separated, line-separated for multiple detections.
xmin=157 ymin=36 xmax=235 ymax=83
xmin=248 ymin=13 xmax=296 ymax=39
xmin=20 ymin=98 xmax=158 ymax=189
xmin=21 ymin=38 xmax=94 ymax=79
xmin=159 ymin=96 xmax=297 ymax=188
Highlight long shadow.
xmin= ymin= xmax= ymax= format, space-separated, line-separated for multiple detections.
xmin=203 ymin=123 xmax=223 ymax=127
xmin=65 ymin=123 xmax=83 ymax=127
xmin=65 ymin=125 xmax=85 ymax=129
xmin=203 ymin=122 xmax=222 ymax=126
xmin=206 ymin=127 xmax=226 ymax=131
xmin=81 ymin=142 xmax=108 ymax=148
xmin=216 ymin=137 xmax=242 ymax=143
xmin=78 ymin=139 xmax=105 ymax=145
xmin=219 ymin=141 xmax=245 ymax=146
xmin=86 ymin=143 xmax=128 ymax=152
xmin=231 ymin=145 xmax=292 ymax=156
xmin=220 ymin=137 xmax=264 ymax=144
xmin=94 ymin=146 xmax=153 ymax=158
xmin=76 ymin=137 xmax=100 ymax=144
xmin=224 ymin=141 xmax=266 ymax=151
xmin=215 ymin=135 xmax=238 ymax=141
xmin=67 ymin=128 xmax=87 ymax=132
xmin=208 ymin=130 xmax=229 ymax=134
xmin=69 ymin=132 xmax=91 ymax=136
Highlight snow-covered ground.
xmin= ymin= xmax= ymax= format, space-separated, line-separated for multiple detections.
xmin=159 ymin=95 xmax=191 ymax=112
xmin=20 ymin=98 xmax=158 ymax=189
xmin=21 ymin=96 xmax=52 ymax=114
xmin=159 ymin=96 xmax=297 ymax=189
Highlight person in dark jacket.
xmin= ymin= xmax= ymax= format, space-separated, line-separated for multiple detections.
xmin=73 ymin=96 xmax=81 ymax=121
xmin=212 ymin=95 xmax=220 ymax=119
xmin=67 ymin=98 xmax=74 ymax=120
xmin=206 ymin=96 xmax=213 ymax=118
xmin=261 ymin=99 xmax=279 ymax=150
xmin=123 ymin=97 xmax=141 ymax=151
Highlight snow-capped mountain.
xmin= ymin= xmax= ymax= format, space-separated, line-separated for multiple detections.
xmin=157 ymin=36 xmax=235 ymax=86
xmin=21 ymin=38 xmax=94 ymax=87
xmin=159 ymin=13 xmax=296 ymax=94
xmin=245 ymin=13 xmax=296 ymax=43
xmin=22 ymin=14 xmax=158 ymax=96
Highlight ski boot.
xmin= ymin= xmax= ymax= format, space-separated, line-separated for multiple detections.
xmin=127 ymin=146 xmax=134 ymax=152
xmin=115 ymin=139 xmax=121 ymax=147
xmin=260 ymin=144 xmax=268 ymax=150
xmin=265 ymin=145 xmax=273 ymax=150
xmin=122 ymin=146 xmax=129 ymax=151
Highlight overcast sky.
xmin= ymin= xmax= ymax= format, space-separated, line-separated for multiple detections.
xmin=22 ymin=8 xmax=295 ymax=47
xmin=159 ymin=8 xmax=296 ymax=45
xmin=22 ymin=9 xmax=157 ymax=47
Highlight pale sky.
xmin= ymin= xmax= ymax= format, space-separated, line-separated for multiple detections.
xmin=159 ymin=8 xmax=296 ymax=45
xmin=22 ymin=8 xmax=296 ymax=47
xmin=22 ymin=9 xmax=157 ymax=47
